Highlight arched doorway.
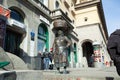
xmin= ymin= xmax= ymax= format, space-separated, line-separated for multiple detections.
xmin=37 ymin=23 xmax=49 ymax=53
xmin=82 ymin=41 xmax=94 ymax=67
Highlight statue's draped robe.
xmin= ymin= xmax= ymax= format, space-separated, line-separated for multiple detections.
xmin=53 ymin=36 xmax=71 ymax=68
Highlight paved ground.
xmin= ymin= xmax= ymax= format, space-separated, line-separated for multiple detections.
xmin=42 ymin=66 xmax=119 ymax=79
xmin=0 ymin=66 xmax=120 ymax=80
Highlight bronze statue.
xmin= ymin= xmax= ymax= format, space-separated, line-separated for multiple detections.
xmin=53 ymin=30 xmax=71 ymax=73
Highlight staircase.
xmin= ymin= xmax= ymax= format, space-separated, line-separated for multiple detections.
xmin=0 ymin=67 xmax=120 ymax=80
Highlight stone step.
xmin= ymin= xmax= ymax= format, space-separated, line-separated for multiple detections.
xmin=0 ymin=67 xmax=119 ymax=80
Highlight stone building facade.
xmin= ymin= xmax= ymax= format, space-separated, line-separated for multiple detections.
xmin=0 ymin=0 xmax=111 ymax=70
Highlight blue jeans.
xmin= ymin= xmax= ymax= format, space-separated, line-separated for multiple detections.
xmin=43 ymin=58 xmax=50 ymax=69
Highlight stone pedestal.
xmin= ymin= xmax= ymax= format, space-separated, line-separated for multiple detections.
xmin=94 ymin=62 xmax=103 ymax=68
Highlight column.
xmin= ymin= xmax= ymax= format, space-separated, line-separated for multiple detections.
xmin=93 ymin=41 xmax=103 ymax=68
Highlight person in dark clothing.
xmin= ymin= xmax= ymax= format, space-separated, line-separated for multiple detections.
xmin=43 ymin=48 xmax=50 ymax=70
xmin=49 ymin=48 xmax=54 ymax=70
xmin=49 ymin=48 xmax=53 ymax=62
xmin=107 ymin=29 xmax=120 ymax=76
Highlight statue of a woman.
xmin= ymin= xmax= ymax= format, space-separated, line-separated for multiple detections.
xmin=53 ymin=30 xmax=71 ymax=73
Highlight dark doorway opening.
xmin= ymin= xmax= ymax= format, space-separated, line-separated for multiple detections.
xmin=82 ymin=41 xmax=94 ymax=67
xmin=4 ymin=29 xmax=22 ymax=57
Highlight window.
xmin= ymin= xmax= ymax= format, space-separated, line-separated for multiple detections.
xmin=39 ymin=0 xmax=48 ymax=7
xmin=39 ymin=0 xmax=44 ymax=3
xmin=72 ymin=0 xmax=77 ymax=5
xmin=74 ymin=43 xmax=77 ymax=63
xmin=68 ymin=46 xmax=71 ymax=62
xmin=37 ymin=24 xmax=49 ymax=53
xmin=55 ymin=1 xmax=59 ymax=9
xmin=38 ymin=26 xmax=46 ymax=36
xmin=84 ymin=17 xmax=88 ymax=22
xmin=65 ymin=12 xmax=68 ymax=16
xmin=10 ymin=9 xmax=24 ymax=23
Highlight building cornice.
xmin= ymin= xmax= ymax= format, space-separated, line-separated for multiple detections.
xmin=26 ymin=0 xmax=52 ymax=22
xmin=76 ymin=23 xmax=99 ymax=28
xmin=97 ymin=1 xmax=108 ymax=39
xmin=75 ymin=0 xmax=100 ymax=10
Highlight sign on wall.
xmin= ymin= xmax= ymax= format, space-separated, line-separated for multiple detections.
xmin=30 ymin=40 xmax=35 ymax=57
xmin=0 ymin=5 xmax=10 ymax=18
xmin=30 ymin=31 xmax=35 ymax=57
